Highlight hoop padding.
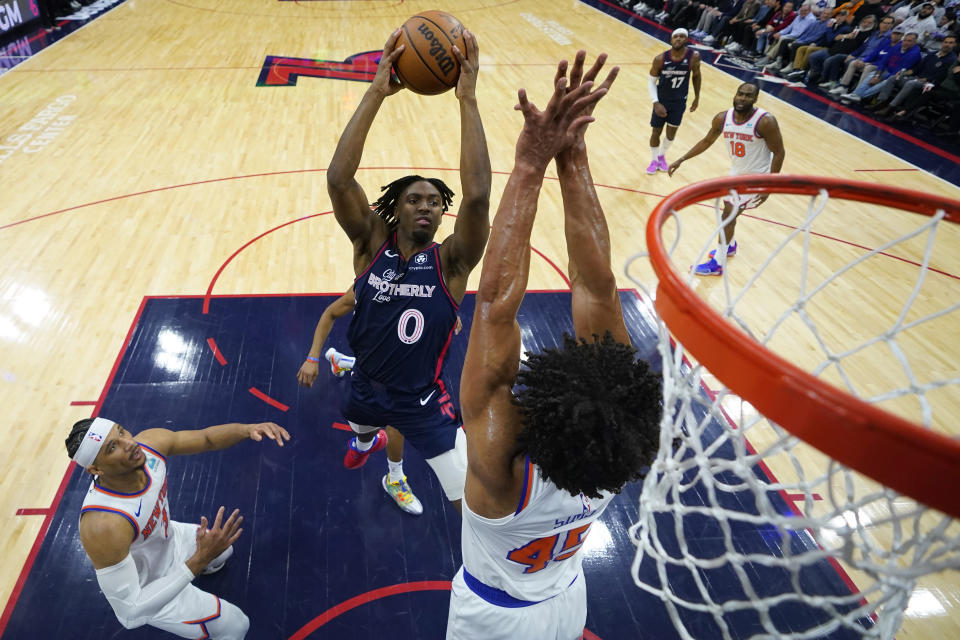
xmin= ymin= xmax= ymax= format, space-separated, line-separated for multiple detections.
xmin=646 ymin=174 xmax=960 ymax=518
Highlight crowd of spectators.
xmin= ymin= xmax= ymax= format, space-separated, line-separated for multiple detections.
xmin=619 ymin=0 xmax=960 ymax=140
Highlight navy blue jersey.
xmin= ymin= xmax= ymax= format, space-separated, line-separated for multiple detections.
xmin=656 ymin=48 xmax=693 ymax=103
xmin=348 ymin=233 xmax=459 ymax=394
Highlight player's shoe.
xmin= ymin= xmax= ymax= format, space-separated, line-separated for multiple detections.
xmin=325 ymin=347 xmax=352 ymax=377
xmin=382 ymin=475 xmax=424 ymax=516
xmin=201 ymin=545 xmax=234 ymax=575
xmin=692 ymin=257 xmax=723 ymax=276
xmin=343 ymin=430 xmax=387 ymax=469
xmin=708 ymin=241 xmax=738 ymax=259
xmin=646 ymin=159 xmax=659 ymax=174
xmin=657 ymin=155 xmax=669 ymax=172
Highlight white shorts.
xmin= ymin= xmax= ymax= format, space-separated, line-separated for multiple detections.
xmin=722 ymin=191 xmax=764 ymax=211
xmin=149 ymin=587 xmax=248 ymax=639
xmin=445 ymin=567 xmax=587 ymax=640
xmin=143 ymin=522 xmax=249 ymax=639
xmin=425 ymin=427 xmax=467 ymax=501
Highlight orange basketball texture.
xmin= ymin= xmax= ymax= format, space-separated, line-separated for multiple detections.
xmin=394 ymin=11 xmax=465 ymax=95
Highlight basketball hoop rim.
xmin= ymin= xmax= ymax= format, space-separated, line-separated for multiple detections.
xmin=646 ymin=174 xmax=960 ymax=518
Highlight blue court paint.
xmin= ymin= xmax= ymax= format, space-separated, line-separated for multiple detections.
xmin=2 ymin=293 xmax=866 ymax=638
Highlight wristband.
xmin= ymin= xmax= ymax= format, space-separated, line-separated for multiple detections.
xmin=306 ymin=356 xmax=320 ymax=363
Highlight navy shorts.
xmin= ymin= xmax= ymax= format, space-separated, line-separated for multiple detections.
xmin=650 ymin=100 xmax=687 ymax=128
xmin=340 ymin=369 xmax=461 ymax=459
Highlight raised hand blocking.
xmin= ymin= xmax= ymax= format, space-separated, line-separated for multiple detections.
xmin=514 ymin=51 xmax=617 ymax=168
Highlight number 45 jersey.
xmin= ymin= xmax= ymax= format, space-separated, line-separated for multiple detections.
xmin=348 ymin=233 xmax=459 ymax=394
xmin=461 ymin=456 xmax=616 ymax=603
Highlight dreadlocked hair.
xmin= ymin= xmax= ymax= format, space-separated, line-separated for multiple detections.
xmin=515 ymin=332 xmax=662 ymax=499
xmin=370 ymin=175 xmax=455 ymax=229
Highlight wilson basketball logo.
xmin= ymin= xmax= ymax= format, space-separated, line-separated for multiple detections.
xmin=413 ymin=21 xmax=457 ymax=76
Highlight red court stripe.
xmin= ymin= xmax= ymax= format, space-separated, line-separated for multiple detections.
xmin=288 ymin=581 xmax=451 ymax=640
xmin=332 ymin=422 xmax=353 ymax=432
xmin=14 ymin=509 xmax=50 ymax=516
xmin=531 ymin=246 xmax=570 ymax=287
xmin=854 ymin=168 xmax=920 ymax=173
xmin=202 ymin=211 xmax=333 ymax=313
xmin=248 ymin=387 xmax=289 ymax=412
xmin=206 ymin=337 xmax=227 ymax=365
xmin=69 ymin=401 xmax=97 ymax=406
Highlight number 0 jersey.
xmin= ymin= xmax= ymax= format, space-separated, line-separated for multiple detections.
xmin=722 ymin=107 xmax=773 ymax=176
xmin=461 ymin=457 xmax=616 ymax=603
xmin=348 ymin=233 xmax=459 ymax=394
xmin=79 ymin=444 xmax=176 ymax=586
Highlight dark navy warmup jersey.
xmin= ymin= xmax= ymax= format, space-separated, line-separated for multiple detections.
xmin=657 ymin=48 xmax=693 ymax=103
xmin=348 ymin=233 xmax=459 ymax=394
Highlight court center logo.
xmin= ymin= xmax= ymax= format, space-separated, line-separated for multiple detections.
xmin=257 ymin=50 xmax=383 ymax=87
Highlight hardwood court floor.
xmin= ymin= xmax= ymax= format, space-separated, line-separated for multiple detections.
xmin=0 ymin=0 xmax=957 ymax=638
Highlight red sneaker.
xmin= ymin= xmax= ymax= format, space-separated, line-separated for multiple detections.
xmin=343 ymin=429 xmax=387 ymax=469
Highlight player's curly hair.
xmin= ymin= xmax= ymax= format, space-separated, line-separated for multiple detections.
xmin=515 ymin=332 xmax=662 ymax=499
xmin=371 ymin=175 xmax=455 ymax=228
xmin=65 ymin=418 xmax=94 ymax=458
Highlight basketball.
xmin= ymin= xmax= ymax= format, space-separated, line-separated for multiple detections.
xmin=394 ymin=11 xmax=465 ymax=95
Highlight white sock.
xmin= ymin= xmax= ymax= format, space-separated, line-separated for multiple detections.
xmin=388 ymin=459 xmax=404 ymax=483
xmin=651 ymin=146 xmax=660 ymax=162
xmin=661 ymin=138 xmax=673 ymax=155
xmin=354 ymin=434 xmax=375 ymax=451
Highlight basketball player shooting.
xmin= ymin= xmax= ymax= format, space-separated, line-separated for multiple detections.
xmin=668 ymin=82 xmax=785 ymax=276
xmin=325 ymin=27 xmax=491 ymax=514
xmin=65 ymin=418 xmax=290 ymax=639
xmin=447 ymin=52 xmax=661 ymax=639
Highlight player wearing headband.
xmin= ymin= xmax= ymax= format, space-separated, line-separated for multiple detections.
xmin=646 ymin=28 xmax=701 ymax=175
xmin=65 ymin=417 xmax=290 ymax=638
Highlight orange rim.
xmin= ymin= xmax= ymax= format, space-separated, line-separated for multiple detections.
xmin=646 ymin=174 xmax=960 ymax=518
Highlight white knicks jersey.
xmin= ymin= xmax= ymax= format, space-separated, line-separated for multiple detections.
xmin=461 ymin=456 xmax=616 ymax=603
xmin=722 ymin=107 xmax=773 ymax=176
xmin=80 ymin=443 xmax=179 ymax=585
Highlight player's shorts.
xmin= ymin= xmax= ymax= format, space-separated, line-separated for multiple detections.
xmin=445 ymin=567 xmax=588 ymax=640
xmin=650 ymin=100 xmax=687 ymax=128
xmin=134 ymin=522 xmax=250 ymax=639
xmin=341 ymin=369 xmax=461 ymax=460
xmin=723 ymin=169 xmax=772 ymax=210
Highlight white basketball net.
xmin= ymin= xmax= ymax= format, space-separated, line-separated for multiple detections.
xmin=624 ymin=185 xmax=960 ymax=640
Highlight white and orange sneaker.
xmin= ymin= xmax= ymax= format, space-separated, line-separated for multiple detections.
xmin=325 ymin=347 xmax=355 ymax=377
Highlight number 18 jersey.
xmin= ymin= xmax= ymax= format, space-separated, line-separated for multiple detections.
xmin=348 ymin=233 xmax=459 ymax=394
xmin=722 ymin=107 xmax=773 ymax=176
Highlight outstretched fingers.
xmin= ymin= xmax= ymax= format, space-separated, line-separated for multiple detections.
xmin=580 ymin=52 xmax=607 ymax=86
xmin=542 ymin=76 xmax=569 ymax=119
xmin=553 ymin=59 xmax=569 ymax=94
xmin=568 ymin=50 xmax=587 ymax=90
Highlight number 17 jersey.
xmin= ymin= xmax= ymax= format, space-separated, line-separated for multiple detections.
xmin=348 ymin=233 xmax=459 ymax=394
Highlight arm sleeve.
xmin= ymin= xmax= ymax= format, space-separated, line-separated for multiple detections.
xmin=95 ymin=554 xmax=195 ymax=628
xmin=648 ymin=75 xmax=660 ymax=103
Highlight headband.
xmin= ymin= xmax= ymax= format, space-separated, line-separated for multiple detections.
xmin=72 ymin=417 xmax=116 ymax=468
xmin=672 ymin=28 xmax=689 ymax=38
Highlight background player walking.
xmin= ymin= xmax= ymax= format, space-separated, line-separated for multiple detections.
xmin=647 ymin=28 xmax=702 ymax=174
xmin=668 ymin=82 xmax=786 ymax=275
